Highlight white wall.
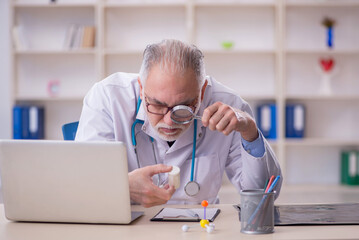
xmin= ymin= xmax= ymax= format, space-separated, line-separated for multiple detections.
xmin=0 ymin=0 xmax=11 ymax=140
xmin=0 ymin=0 xmax=11 ymax=203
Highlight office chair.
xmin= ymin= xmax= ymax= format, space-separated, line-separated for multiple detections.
xmin=62 ymin=121 xmax=79 ymax=141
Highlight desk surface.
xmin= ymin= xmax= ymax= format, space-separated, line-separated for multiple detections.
xmin=1 ymin=204 xmax=359 ymax=240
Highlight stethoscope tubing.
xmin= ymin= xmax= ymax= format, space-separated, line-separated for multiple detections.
xmin=190 ymin=119 xmax=197 ymax=182
xmin=131 ymin=96 xmax=199 ymax=196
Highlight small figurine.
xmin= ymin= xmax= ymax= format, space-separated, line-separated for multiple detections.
xmin=318 ymin=57 xmax=336 ymax=95
xmin=321 ymin=17 xmax=336 ymax=49
xmin=221 ymin=41 xmax=234 ymax=50
xmin=47 ymin=80 xmax=60 ymax=97
xmin=181 ymin=200 xmax=215 ymax=234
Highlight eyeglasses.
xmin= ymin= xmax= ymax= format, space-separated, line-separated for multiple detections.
xmin=144 ymin=96 xmax=198 ymax=116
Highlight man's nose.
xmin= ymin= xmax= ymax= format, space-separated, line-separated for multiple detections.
xmin=163 ymin=111 xmax=174 ymax=126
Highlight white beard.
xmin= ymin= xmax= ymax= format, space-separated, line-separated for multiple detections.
xmin=154 ymin=122 xmax=188 ymax=142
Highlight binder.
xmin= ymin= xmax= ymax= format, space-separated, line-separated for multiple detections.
xmin=21 ymin=107 xmax=30 ymax=139
xmin=257 ymin=104 xmax=276 ymax=139
xmin=12 ymin=105 xmax=45 ymax=139
xmin=341 ymin=151 xmax=359 ymax=185
xmin=13 ymin=106 xmax=23 ymax=139
xmin=28 ymin=106 xmax=45 ymax=139
xmin=286 ymin=104 xmax=305 ymax=138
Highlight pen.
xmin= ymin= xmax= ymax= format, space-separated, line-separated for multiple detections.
xmin=263 ymin=179 xmax=269 ymax=192
xmin=265 ymin=175 xmax=275 ymax=193
xmin=245 ymin=175 xmax=281 ymax=230
xmin=266 ymin=175 xmax=280 ymax=193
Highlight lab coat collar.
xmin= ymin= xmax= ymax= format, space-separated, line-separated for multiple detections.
xmin=134 ymin=101 xmax=167 ymax=147
xmin=135 ymin=99 xmax=146 ymax=122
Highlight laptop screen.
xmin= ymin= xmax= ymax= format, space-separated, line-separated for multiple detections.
xmin=0 ymin=140 xmax=141 ymax=224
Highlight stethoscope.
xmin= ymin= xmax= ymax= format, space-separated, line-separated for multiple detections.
xmin=131 ymin=96 xmax=200 ymax=197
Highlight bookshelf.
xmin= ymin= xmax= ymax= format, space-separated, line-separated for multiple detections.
xmin=283 ymin=0 xmax=359 ymax=184
xmin=9 ymin=0 xmax=359 ymax=185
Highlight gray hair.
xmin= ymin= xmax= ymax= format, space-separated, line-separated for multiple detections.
xmin=139 ymin=39 xmax=206 ymax=89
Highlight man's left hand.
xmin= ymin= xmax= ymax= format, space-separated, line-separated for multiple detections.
xmin=202 ymin=101 xmax=258 ymax=141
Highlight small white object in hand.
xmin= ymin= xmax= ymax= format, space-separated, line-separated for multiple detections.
xmin=168 ymin=166 xmax=180 ymax=189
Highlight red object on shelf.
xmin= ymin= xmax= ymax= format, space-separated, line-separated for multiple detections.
xmin=320 ymin=58 xmax=335 ymax=72
xmin=47 ymin=80 xmax=60 ymax=97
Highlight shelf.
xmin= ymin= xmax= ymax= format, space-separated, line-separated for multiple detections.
xmin=285 ymin=6 xmax=359 ymax=50
xmin=104 ymin=49 xmax=142 ymax=55
xmin=104 ymin=2 xmax=186 ymax=8
xmin=16 ymin=96 xmax=84 ymax=102
xmin=202 ymin=49 xmax=276 ymax=55
xmin=285 ymin=95 xmax=359 ymax=101
xmin=105 ymin=6 xmax=187 ymax=51
xmin=14 ymin=3 xmax=96 ymax=8
xmin=195 ymin=5 xmax=275 ymax=50
xmin=15 ymin=49 xmax=96 ymax=55
xmin=285 ymin=138 xmax=359 ymax=147
xmin=194 ymin=2 xmax=275 ymax=7
xmin=286 ymin=0 xmax=359 ymax=7
xmin=9 ymin=0 xmax=359 ymax=184
xmin=286 ymin=49 xmax=359 ymax=55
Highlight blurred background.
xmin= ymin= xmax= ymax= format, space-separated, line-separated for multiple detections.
xmin=1 ymin=0 xmax=359 ymax=203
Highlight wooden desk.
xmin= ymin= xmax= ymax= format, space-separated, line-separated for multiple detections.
xmin=1 ymin=204 xmax=358 ymax=240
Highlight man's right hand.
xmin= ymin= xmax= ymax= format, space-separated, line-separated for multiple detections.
xmin=128 ymin=164 xmax=175 ymax=208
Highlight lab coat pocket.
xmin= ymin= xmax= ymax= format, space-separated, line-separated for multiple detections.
xmin=182 ymin=153 xmax=222 ymax=201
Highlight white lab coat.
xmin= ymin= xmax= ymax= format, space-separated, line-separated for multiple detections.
xmin=76 ymin=72 xmax=282 ymax=204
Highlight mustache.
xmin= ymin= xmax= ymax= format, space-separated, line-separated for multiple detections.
xmin=155 ymin=123 xmax=186 ymax=132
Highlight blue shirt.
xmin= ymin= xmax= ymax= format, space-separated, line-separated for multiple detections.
xmin=241 ymin=130 xmax=265 ymax=158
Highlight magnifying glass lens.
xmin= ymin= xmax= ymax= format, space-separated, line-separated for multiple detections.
xmin=172 ymin=108 xmax=193 ymax=118
xmin=171 ymin=106 xmax=195 ymax=124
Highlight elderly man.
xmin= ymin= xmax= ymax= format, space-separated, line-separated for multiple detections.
xmin=76 ymin=39 xmax=282 ymax=207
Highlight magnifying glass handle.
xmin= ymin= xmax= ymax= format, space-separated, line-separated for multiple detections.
xmin=193 ymin=115 xmax=202 ymax=121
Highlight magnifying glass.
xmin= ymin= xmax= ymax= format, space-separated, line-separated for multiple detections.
xmin=170 ymin=105 xmax=202 ymax=124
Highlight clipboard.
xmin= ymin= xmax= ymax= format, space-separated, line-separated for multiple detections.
xmin=151 ymin=207 xmax=221 ymax=222
xmin=234 ymin=203 xmax=359 ymax=226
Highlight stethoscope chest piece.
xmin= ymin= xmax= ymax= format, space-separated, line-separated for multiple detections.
xmin=184 ymin=181 xmax=200 ymax=197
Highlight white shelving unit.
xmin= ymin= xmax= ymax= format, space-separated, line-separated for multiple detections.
xmin=283 ymin=0 xmax=359 ymax=184
xmin=9 ymin=0 xmax=359 ymax=184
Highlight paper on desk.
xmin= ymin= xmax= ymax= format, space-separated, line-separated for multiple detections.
xmin=235 ymin=203 xmax=359 ymax=225
xmin=151 ymin=207 xmax=220 ymax=222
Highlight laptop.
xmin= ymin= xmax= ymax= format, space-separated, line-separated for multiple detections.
xmin=0 ymin=140 xmax=143 ymax=224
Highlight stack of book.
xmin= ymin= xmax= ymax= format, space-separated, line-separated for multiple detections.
xmin=63 ymin=25 xmax=96 ymax=50
xmin=13 ymin=105 xmax=45 ymax=139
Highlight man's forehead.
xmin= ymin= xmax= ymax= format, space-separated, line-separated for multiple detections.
xmin=144 ymin=64 xmax=198 ymax=99
xmin=146 ymin=68 xmax=198 ymax=88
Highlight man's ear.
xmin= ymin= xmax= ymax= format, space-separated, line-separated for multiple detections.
xmin=138 ymin=77 xmax=143 ymax=100
xmin=201 ymin=79 xmax=208 ymax=101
